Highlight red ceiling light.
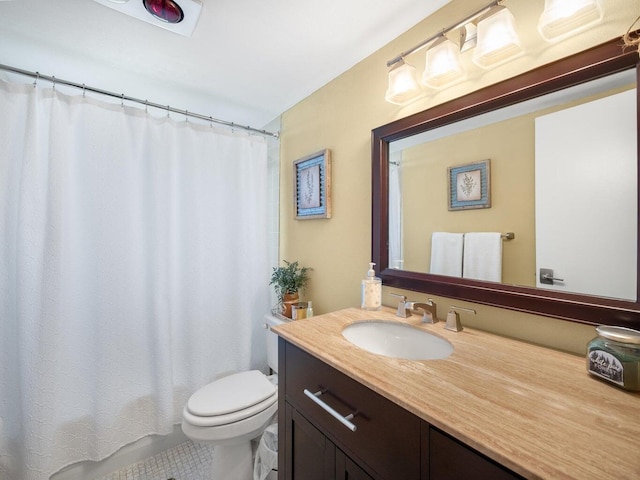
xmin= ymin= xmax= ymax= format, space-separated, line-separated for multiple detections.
xmin=143 ymin=0 xmax=184 ymax=24
xmin=92 ymin=0 xmax=201 ymax=36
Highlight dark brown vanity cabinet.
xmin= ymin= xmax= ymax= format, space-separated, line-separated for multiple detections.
xmin=278 ymin=339 xmax=523 ymax=480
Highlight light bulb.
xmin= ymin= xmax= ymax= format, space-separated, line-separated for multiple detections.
xmin=143 ymin=0 xmax=184 ymax=23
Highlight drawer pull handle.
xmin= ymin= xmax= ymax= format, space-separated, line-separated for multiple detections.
xmin=303 ymin=389 xmax=357 ymax=432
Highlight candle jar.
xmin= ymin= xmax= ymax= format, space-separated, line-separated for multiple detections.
xmin=292 ymin=302 xmax=308 ymax=321
xmin=587 ymin=325 xmax=640 ymax=391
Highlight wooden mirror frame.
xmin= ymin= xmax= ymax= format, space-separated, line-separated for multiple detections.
xmin=372 ymin=37 xmax=640 ymax=328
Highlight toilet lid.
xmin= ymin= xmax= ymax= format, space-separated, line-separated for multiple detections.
xmin=183 ymin=392 xmax=277 ymax=427
xmin=187 ymin=370 xmax=276 ymax=417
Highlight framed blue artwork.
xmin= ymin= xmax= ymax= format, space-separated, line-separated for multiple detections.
xmin=448 ymin=159 xmax=491 ymax=211
xmin=294 ymin=149 xmax=332 ymax=219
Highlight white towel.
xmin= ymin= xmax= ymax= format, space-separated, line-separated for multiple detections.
xmin=430 ymin=232 xmax=464 ymax=277
xmin=463 ymin=232 xmax=502 ymax=282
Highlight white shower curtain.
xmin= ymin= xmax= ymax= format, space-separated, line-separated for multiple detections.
xmin=0 ymin=80 xmax=270 ymax=480
xmin=388 ymin=153 xmax=403 ymax=270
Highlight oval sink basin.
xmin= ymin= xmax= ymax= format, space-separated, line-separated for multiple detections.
xmin=342 ymin=321 xmax=453 ymax=360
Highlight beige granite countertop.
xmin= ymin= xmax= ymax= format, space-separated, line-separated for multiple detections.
xmin=273 ymin=307 xmax=640 ymax=480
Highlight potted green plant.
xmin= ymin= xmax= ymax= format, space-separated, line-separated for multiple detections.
xmin=270 ymin=260 xmax=311 ymax=318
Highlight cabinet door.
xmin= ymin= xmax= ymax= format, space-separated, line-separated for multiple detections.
xmin=284 ymin=402 xmax=336 ymax=480
xmin=427 ymin=427 xmax=523 ymax=480
xmin=335 ymin=449 xmax=375 ymax=480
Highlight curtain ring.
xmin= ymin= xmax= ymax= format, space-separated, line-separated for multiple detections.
xmin=185 ymin=110 xmax=189 ymax=122
xmin=52 ymin=75 xmax=56 ymax=91
xmin=209 ymin=116 xmax=213 ymax=128
xmin=121 ymin=93 xmax=125 ymax=108
xmin=33 ymin=72 xmax=39 ymax=88
xmin=167 ymin=105 xmax=170 ymax=118
xmin=82 ymin=83 xmax=86 ymax=97
xmin=145 ymin=100 xmax=148 ymax=114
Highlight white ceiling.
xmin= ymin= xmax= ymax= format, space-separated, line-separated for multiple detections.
xmin=0 ymin=0 xmax=450 ymax=128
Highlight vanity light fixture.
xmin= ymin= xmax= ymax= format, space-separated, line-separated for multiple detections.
xmin=472 ymin=5 xmax=523 ymax=68
xmin=385 ymin=58 xmax=424 ymax=105
xmin=422 ymin=35 xmax=466 ymax=89
xmin=538 ymin=0 xmax=604 ymax=42
xmin=384 ymin=0 xmax=514 ymax=105
xmin=383 ymin=0 xmax=609 ymax=104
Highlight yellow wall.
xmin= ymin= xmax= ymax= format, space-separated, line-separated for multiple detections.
xmin=401 ymin=116 xmax=535 ymax=285
xmin=279 ymin=0 xmax=639 ymax=355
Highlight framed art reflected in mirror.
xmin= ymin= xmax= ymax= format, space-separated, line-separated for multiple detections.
xmin=448 ymin=159 xmax=491 ymax=211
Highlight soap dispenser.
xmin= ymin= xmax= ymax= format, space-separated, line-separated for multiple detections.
xmin=361 ymin=262 xmax=382 ymax=311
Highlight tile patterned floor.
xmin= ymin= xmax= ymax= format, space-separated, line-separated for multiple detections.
xmin=95 ymin=440 xmax=214 ymax=480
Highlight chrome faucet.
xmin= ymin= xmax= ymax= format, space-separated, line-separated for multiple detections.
xmin=408 ymin=299 xmax=438 ymax=324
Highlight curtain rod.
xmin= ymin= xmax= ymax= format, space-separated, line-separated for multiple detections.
xmin=0 ymin=63 xmax=279 ymax=139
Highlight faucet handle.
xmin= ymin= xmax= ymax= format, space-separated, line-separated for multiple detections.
xmin=445 ymin=306 xmax=476 ymax=332
xmin=390 ymin=293 xmax=411 ymax=318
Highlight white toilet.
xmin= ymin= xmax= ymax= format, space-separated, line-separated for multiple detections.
xmin=181 ymin=313 xmax=285 ymax=479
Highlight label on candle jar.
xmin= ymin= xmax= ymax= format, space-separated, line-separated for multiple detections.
xmin=588 ymin=350 xmax=624 ymax=386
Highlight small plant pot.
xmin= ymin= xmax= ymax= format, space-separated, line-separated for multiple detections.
xmin=282 ymin=292 xmax=299 ymax=318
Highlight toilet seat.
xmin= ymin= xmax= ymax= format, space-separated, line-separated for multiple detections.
xmin=184 ymin=370 xmax=277 ymax=427
xmin=183 ymin=391 xmax=277 ymax=427
xmin=182 ymin=399 xmax=278 ymax=446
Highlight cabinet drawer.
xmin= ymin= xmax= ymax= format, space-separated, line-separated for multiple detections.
xmin=284 ymin=342 xmax=420 ymax=480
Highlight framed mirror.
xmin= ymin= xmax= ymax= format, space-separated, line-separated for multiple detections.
xmin=372 ymin=37 xmax=640 ymax=328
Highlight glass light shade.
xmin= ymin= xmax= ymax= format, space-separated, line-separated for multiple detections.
xmin=385 ymin=60 xmax=424 ymax=105
xmin=422 ymin=37 xmax=465 ymax=89
xmin=472 ymin=6 xmax=523 ymax=69
xmin=538 ymin=0 xmax=603 ymax=42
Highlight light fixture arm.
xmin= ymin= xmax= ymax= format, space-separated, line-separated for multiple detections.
xmin=386 ymin=0 xmax=501 ymax=67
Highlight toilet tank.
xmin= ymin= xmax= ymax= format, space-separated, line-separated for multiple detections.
xmin=265 ymin=313 xmax=287 ymax=373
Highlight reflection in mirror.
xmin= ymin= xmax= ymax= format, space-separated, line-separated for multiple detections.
xmin=372 ymin=38 xmax=640 ymax=327
xmin=389 ymin=70 xmax=637 ymax=301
